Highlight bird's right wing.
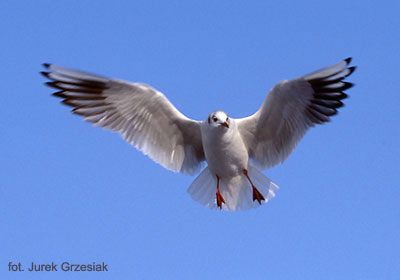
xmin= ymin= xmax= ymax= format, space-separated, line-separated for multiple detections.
xmin=237 ymin=58 xmax=355 ymax=170
xmin=42 ymin=64 xmax=205 ymax=175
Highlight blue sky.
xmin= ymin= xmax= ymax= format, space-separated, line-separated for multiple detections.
xmin=1 ymin=0 xmax=399 ymax=279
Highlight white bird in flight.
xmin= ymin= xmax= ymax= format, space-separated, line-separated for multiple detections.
xmin=42 ymin=58 xmax=356 ymax=211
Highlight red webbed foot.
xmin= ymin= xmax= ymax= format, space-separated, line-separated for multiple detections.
xmin=215 ymin=175 xmax=225 ymax=209
xmin=216 ymin=189 xmax=226 ymax=209
xmin=252 ymin=186 xmax=265 ymax=205
xmin=243 ymin=169 xmax=265 ymax=205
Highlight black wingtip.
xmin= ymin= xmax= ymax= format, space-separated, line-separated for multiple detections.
xmin=342 ymin=82 xmax=354 ymax=90
xmin=43 ymin=63 xmax=51 ymax=68
xmin=344 ymin=57 xmax=352 ymax=64
xmin=347 ymin=66 xmax=356 ymax=76
xmin=52 ymin=91 xmax=67 ymax=98
xmin=45 ymin=81 xmax=60 ymax=89
xmin=40 ymin=71 xmax=50 ymax=78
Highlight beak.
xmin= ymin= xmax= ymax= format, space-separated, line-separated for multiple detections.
xmin=221 ymin=121 xmax=229 ymax=128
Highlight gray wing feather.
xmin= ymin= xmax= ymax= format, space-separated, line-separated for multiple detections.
xmin=42 ymin=64 xmax=204 ymax=175
xmin=237 ymin=58 xmax=355 ymax=170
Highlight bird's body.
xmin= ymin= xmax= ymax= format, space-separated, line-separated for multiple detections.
xmin=42 ymin=58 xmax=356 ymax=210
xmin=201 ymin=112 xmax=248 ymax=178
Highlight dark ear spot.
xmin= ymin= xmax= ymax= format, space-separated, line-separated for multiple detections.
xmin=208 ymin=116 xmax=210 ymax=124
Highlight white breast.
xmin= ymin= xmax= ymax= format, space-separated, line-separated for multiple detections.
xmin=201 ymin=119 xmax=249 ymax=178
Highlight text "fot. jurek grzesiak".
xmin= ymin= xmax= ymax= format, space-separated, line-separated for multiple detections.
xmin=8 ymin=261 xmax=108 ymax=272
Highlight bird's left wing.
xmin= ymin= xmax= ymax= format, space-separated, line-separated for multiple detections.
xmin=237 ymin=58 xmax=356 ymax=170
xmin=42 ymin=64 xmax=205 ymax=175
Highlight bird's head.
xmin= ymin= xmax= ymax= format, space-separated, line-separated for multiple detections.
xmin=207 ymin=110 xmax=230 ymax=129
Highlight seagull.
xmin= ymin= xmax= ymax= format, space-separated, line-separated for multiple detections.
xmin=41 ymin=58 xmax=356 ymax=211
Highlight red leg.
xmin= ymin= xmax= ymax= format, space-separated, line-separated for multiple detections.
xmin=243 ymin=169 xmax=265 ymax=205
xmin=216 ymin=175 xmax=225 ymax=209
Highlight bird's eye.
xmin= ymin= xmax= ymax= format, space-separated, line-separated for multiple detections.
xmin=213 ymin=117 xmax=218 ymax=122
xmin=226 ymin=117 xmax=229 ymax=121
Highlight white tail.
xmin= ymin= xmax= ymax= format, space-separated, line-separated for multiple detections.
xmin=187 ymin=165 xmax=279 ymax=211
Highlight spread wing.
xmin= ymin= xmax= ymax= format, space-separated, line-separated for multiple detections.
xmin=237 ymin=58 xmax=356 ymax=170
xmin=42 ymin=64 xmax=205 ymax=175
